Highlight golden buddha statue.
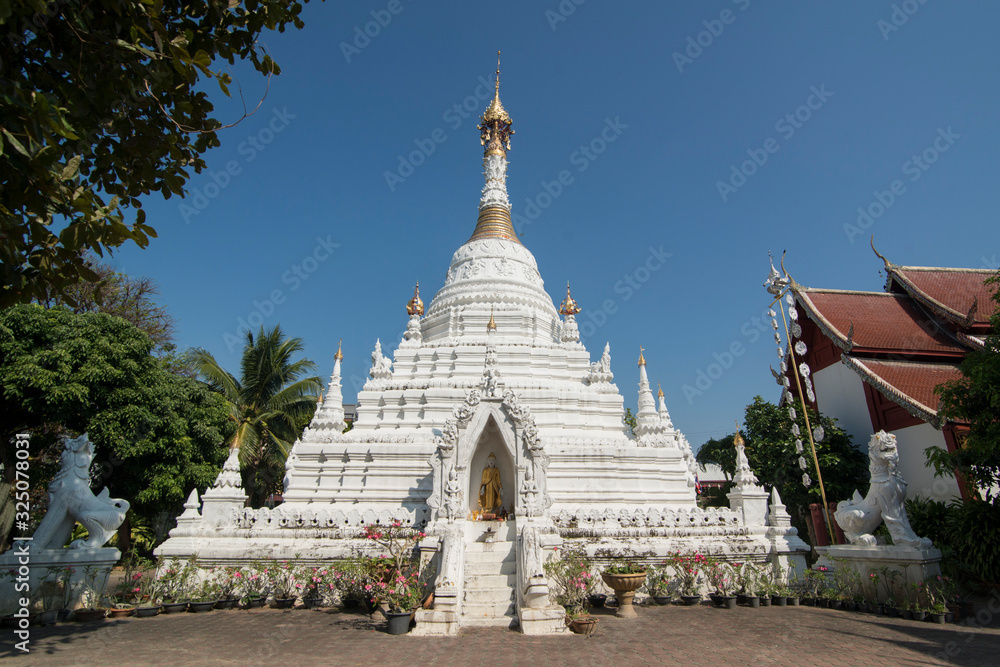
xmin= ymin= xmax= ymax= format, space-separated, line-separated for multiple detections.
xmin=479 ymin=452 xmax=503 ymax=513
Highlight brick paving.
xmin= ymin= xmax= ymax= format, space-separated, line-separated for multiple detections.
xmin=5 ymin=601 xmax=1000 ymax=667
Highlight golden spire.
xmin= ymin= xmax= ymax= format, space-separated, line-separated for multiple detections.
xmin=479 ymin=51 xmax=513 ymax=156
xmin=733 ymin=420 xmax=745 ymax=447
xmin=657 ymin=383 xmax=664 ymax=399
xmin=406 ymin=282 xmax=424 ymax=316
xmin=638 ymin=346 xmax=646 ymax=367
xmin=559 ymin=282 xmax=581 ymax=316
xmin=334 ymin=338 xmax=343 ymax=361
xmin=487 ymin=305 xmax=497 ymax=332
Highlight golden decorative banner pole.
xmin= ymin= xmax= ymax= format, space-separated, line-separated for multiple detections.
xmin=765 ymin=252 xmax=836 ymax=546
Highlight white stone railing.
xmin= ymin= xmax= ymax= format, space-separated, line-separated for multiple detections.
xmin=232 ymin=506 xmax=420 ymax=531
xmin=552 ymin=507 xmax=742 ymax=537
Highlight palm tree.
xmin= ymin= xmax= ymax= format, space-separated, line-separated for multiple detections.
xmin=188 ymin=326 xmax=322 ymax=507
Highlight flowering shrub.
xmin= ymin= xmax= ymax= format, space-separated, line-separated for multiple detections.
xmin=361 ymin=521 xmax=432 ymax=613
xmin=268 ymin=560 xmax=301 ymax=599
xmin=667 ymin=552 xmax=708 ymax=597
xmin=544 ymin=548 xmax=594 ymax=615
xmin=706 ymin=560 xmax=736 ymax=597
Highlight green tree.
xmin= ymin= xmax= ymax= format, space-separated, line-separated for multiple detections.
xmin=188 ymin=326 xmax=321 ymax=507
xmin=0 ymin=304 xmax=232 ymax=549
xmin=931 ymin=272 xmax=1000 ymax=496
xmin=1 ymin=0 xmax=315 ymax=306
xmin=739 ymin=396 xmax=868 ymax=520
xmin=623 ymin=407 xmax=637 ymax=435
xmin=696 ymin=434 xmax=737 ymax=477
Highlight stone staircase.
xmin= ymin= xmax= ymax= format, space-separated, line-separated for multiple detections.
xmin=461 ymin=521 xmax=517 ymax=627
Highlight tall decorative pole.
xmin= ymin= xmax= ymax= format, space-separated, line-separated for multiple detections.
xmin=764 ymin=252 xmax=836 ymax=545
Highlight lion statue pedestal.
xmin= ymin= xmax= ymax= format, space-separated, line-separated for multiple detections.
xmin=0 ymin=434 xmax=129 ymax=610
xmin=815 ymin=430 xmax=941 ymax=590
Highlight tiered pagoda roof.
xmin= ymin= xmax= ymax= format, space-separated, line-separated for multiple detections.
xmin=789 ymin=250 xmax=994 ymax=429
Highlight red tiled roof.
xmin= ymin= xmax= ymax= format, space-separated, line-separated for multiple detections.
xmin=890 ymin=266 xmax=997 ymax=327
xmin=794 ymin=289 xmax=966 ymax=357
xmin=841 ymin=357 xmax=963 ymax=425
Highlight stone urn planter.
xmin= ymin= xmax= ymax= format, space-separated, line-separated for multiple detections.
xmin=385 ymin=611 xmax=413 ymax=635
xmin=567 ymin=616 xmax=599 ymax=636
xmin=601 ymin=572 xmax=646 ymax=619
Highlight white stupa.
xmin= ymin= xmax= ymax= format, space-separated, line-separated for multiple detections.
xmin=158 ymin=59 xmax=807 ymax=634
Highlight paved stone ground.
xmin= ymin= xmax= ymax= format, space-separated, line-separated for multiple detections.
xmin=4 ymin=599 xmax=1000 ymax=667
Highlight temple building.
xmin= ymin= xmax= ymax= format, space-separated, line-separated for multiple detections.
xmin=157 ymin=60 xmax=807 ymax=634
xmin=785 ymin=248 xmax=995 ymax=503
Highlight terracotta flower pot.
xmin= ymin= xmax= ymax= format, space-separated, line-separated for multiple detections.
xmin=567 ymin=616 xmax=598 ymax=636
xmin=601 ymin=572 xmax=646 ymax=619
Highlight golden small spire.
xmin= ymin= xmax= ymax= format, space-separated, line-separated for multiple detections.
xmin=559 ymin=282 xmax=581 ymax=316
xmin=733 ymin=420 xmax=745 ymax=447
xmin=657 ymin=383 xmax=664 ymax=399
xmin=334 ymin=338 xmax=343 ymax=361
xmin=479 ymin=51 xmax=513 ymax=156
xmin=638 ymin=346 xmax=646 ymax=367
xmin=487 ymin=305 xmax=497 ymax=332
xmin=406 ymin=282 xmax=424 ymax=316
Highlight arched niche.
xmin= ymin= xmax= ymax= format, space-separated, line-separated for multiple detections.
xmin=464 ymin=412 xmax=516 ymax=515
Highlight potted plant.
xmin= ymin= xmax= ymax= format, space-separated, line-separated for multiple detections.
xmin=301 ymin=565 xmax=330 ymax=608
xmin=74 ymin=565 xmax=110 ymax=622
xmin=645 ymin=562 xmax=673 ymax=606
xmin=707 ymin=561 xmax=738 ymax=609
xmin=926 ymin=576 xmax=948 ymax=624
xmin=158 ymin=557 xmax=197 ymax=613
xmin=269 ymin=560 xmax=300 ymax=608
xmin=239 ymin=561 xmax=270 ymax=608
xmin=210 ymin=566 xmax=241 ymax=609
xmin=188 ymin=581 xmax=218 ymax=613
xmin=600 ymin=551 xmax=648 ymax=619
xmin=667 ymin=552 xmax=705 ymax=606
xmin=134 ymin=571 xmax=161 ymax=618
xmin=543 ymin=548 xmax=592 ymax=617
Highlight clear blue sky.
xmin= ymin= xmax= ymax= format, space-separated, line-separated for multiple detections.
xmin=117 ymin=1 xmax=1000 ymax=446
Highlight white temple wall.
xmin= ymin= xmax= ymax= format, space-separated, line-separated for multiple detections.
xmin=813 ymin=362 xmax=875 ymax=447
xmin=888 ymin=423 xmax=960 ymax=502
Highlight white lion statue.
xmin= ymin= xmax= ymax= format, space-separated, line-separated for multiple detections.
xmin=833 ymin=430 xmax=932 ymax=549
xmin=29 ymin=434 xmax=130 ymax=550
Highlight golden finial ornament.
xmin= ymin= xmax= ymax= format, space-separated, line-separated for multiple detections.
xmin=334 ymin=338 xmax=343 ymax=361
xmin=487 ymin=305 xmax=497 ymax=332
xmin=406 ymin=282 xmax=424 ymax=317
xmin=559 ymin=282 xmax=581 ymax=316
xmin=479 ymin=51 xmax=513 ymax=156
xmin=657 ymin=383 xmax=664 ymax=399
xmin=638 ymin=346 xmax=646 ymax=367
xmin=733 ymin=420 xmax=745 ymax=447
